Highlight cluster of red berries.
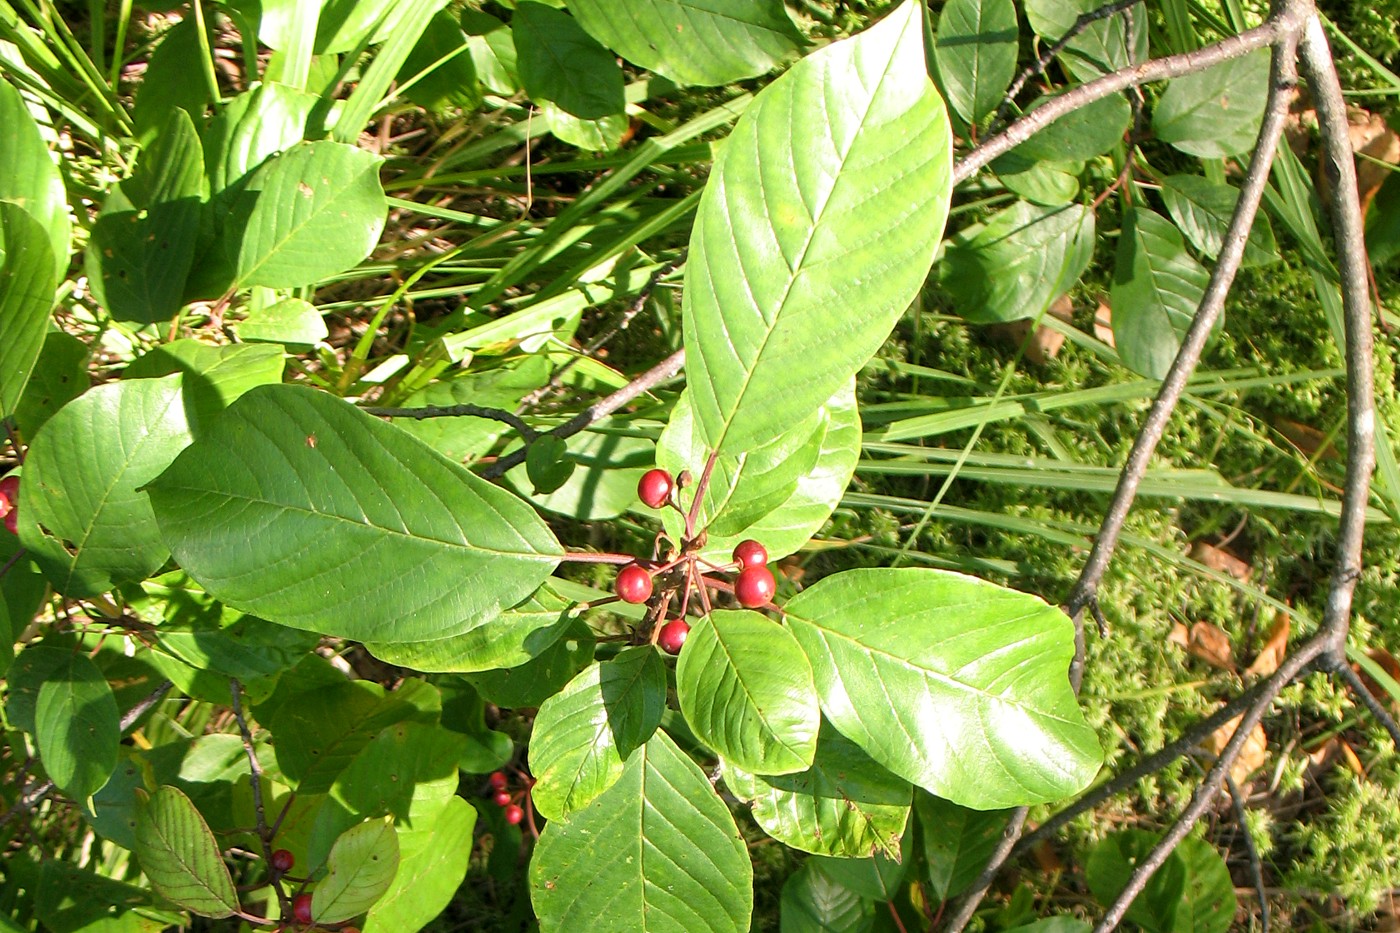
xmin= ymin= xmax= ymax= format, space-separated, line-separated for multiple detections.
xmin=264 ymin=850 xmax=360 ymax=932
xmin=627 ymin=468 xmax=778 ymax=656
xmin=488 ymin=770 xmax=525 ymax=825
xmin=0 ymin=474 xmax=19 ymax=535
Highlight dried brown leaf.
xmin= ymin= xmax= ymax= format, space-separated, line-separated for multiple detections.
xmin=985 ymin=294 xmax=1073 ymax=364
xmin=1093 ymin=300 xmax=1114 ymax=347
xmin=1272 ymin=418 xmax=1340 ymax=460
xmin=1245 ymin=612 xmax=1290 ymax=678
xmin=1189 ymin=541 xmax=1253 ymax=582
xmin=1205 ymin=713 xmax=1268 ymax=786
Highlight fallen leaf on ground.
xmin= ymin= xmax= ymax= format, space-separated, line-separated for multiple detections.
xmin=1168 ymin=621 xmax=1236 ymax=671
xmin=1189 ymin=541 xmax=1253 ymax=581
xmin=1273 ymin=418 xmax=1340 ymax=460
xmin=1245 ymin=612 xmax=1290 ymax=677
xmin=1354 ymin=648 xmax=1400 ymax=710
xmin=1093 ymin=300 xmax=1114 ymax=347
xmin=1205 ymin=712 xmax=1268 ymax=786
xmin=986 ymin=294 xmax=1073 ymax=364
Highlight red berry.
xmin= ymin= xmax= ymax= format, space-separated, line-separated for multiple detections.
xmin=488 ymin=771 xmax=508 ymax=791
xmin=0 ymin=475 xmax=17 ymax=535
xmin=735 ymin=566 xmax=776 ymax=608
xmin=494 ymin=790 xmax=512 ymax=807
xmin=637 ymin=469 xmax=674 ymax=509
xmin=504 ymin=804 xmax=525 ymax=825
xmin=616 ymin=564 xmax=653 ymax=604
xmin=732 ymin=539 xmax=767 ymax=569
xmin=657 ymin=618 xmax=690 ymax=655
xmin=292 ymin=892 xmax=313 ymax=924
xmin=270 ymin=848 xmax=294 ymax=873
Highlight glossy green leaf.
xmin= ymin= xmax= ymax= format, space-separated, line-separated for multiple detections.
xmin=0 ymin=77 xmax=70 ymax=279
xmin=934 ymin=0 xmax=1018 ymax=125
xmin=992 ymin=151 xmax=1083 ymax=206
xmin=132 ymin=18 xmax=213 ymax=146
xmin=1160 ymin=174 xmax=1278 ymax=267
xmin=227 ymin=141 xmax=387 ymax=288
xmin=659 ymin=380 xmax=858 ymax=562
xmin=134 ymin=786 xmax=239 ymax=918
xmin=545 ymin=101 xmax=628 ymax=150
xmin=465 ymin=12 xmax=519 ymax=95
xmin=1012 ymin=92 xmax=1131 ymax=162
xmin=362 ymin=796 xmax=475 ymax=933
xmin=526 ymin=435 xmax=575 ymax=495
xmin=12 ymin=329 xmax=88 ymax=437
xmin=780 ymin=863 xmax=875 ymax=933
xmin=399 ymin=10 xmax=481 ymax=113
xmin=125 ymin=339 xmax=285 ymax=436
xmin=465 ymin=620 xmax=596 ymax=707
xmin=0 ymin=539 xmax=46 ymax=679
xmin=270 ymin=680 xmax=432 ymax=794
xmin=677 ymin=610 xmax=820 ymax=775
xmin=939 ymin=201 xmax=1095 ymax=324
xmin=785 ymin=568 xmax=1102 ymax=809
xmin=19 ymin=375 xmax=192 ymax=596
xmin=391 ymin=357 xmax=549 ymax=464
xmin=33 ymin=860 xmax=172 ymax=933
xmin=727 ymin=723 xmax=911 ymax=858
xmin=312 ymin=817 xmax=400 ymax=923
xmin=85 ymin=109 xmax=203 ymax=324
xmin=683 ymin=1 xmax=952 ymax=457
xmin=0 ymin=202 xmax=57 ymax=419
xmin=529 ymin=648 xmax=667 ymax=821
xmin=513 ymin=3 xmax=625 ymax=119
xmin=568 ymin=0 xmax=800 ymax=86
xmin=364 ymin=584 xmax=574 ymax=673
xmin=915 ymin=791 xmax=1010 ymax=900
xmin=531 ymin=729 xmax=753 ymax=932
xmin=1111 ymin=207 xmax=1212 ymax=379
xmin=4 ymin=645 xmax=72 ymax=732
xmin=146 ymin=384 xmax=561 ymax=642
xmin=203 ymin=83 xmax=318 ymax=194
xmin=35 ymin=652 xmax=120 ymax=805
xmin=808 ymin=844 xmax=907 ymax=901
xmin=235 ymin=296 xmax=328 ymax=345
xmin=1086 ymin=830 xmax=1235 ymax=933
xmin=1023 ymin=0 xmax=1146 ymax=80
xmin=1153 ymin=50 xmax=1269 ymax=158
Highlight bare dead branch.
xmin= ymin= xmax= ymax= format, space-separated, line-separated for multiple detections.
xmin=1226 ymin=775 xmax=1270 ymax=933
xmin=1330 ymin=659 xmax=1400 ymax=748
xmin=364 ymin=402 xmax=538 ymax=441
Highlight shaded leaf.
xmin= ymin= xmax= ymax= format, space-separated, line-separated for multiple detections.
xmin=125 ymin=339 xmax=285 ymax=436
xmin=1022 ymin=0 xmax=1146 ymax=80
xmin=934 ymin=0 xmax=1018 ymax=125
xmin=12 ymin=329 xmax=89 ymax=437
xmin=780 ymin=863 xmax=875 ymax=933
xmin=1110 ymin=207 xmax=1211 ymax=379
xmin=1154 ymin=50 xmax=1270 ymax=158
xmin=312 ymin=817 xmax=400 ymax=923
xmin=0 ymin=202 xmax=57 ymax=419
xmin=465 ymin=620 xmax=596 ymax=707
xmin=1086 ymin=830 xmax=1235 ymax=933
xmin=915 ymin=791 xmax=1010 ymax=900
xmin=35 ymin=652 xmax=120 ymax=805
xmin=134 ymin=786 xmax=240 ymax=918
xmin=1161 ymin=175 xmax=1278 ymax=267
xmin=0 ymin=77 xmax=70 ymax=279
xmin=513 ymin=3 xmax=625 ymax=119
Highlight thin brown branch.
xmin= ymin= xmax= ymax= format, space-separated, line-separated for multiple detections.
xmin=480 ymin=348 xmax=685 ymax=479
xmin=1329 ymin=660 xmax=1400 ymax=748
xmin=364 ymin=402 xmax=538 ymax=441
xmin=941 ymin=809 xmax=1028 ymax=932
xmin=1225 ymin=775 xmax=1270 ymax=933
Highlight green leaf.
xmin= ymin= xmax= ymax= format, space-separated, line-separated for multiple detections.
xmin=134 ymin=785 xmax=240 ymax=918
xmin=677 ymin=610 xmax=820 ymax=775
xmin=934 ymin=0 xmax=1018 ymax=125
xmin=364 ymin=584 xmax=575 ymax=673
xmin=727 ymin=723 xmax=911 ymax=858
xmin=234 ymin=296 xmax=328 ymax=346
xmin=1153 ymin=50 xmax=1270 ymax=158
xmin=1023 ymin=0 xmax=1146 ymax=80
xmin=915 ymin=791 xmax=1010 ymax=900
xmin=465 ymin=619 xmax=597 ymax=707
xmin=1160 ymin=174 xmax=1278 ymax=267
xmin=270 ymin=680 xmax=433 ymax=795
xmin=567 ymin=0 xmax=801 ymax=86
xmin=362 ymin=796 xmax=476 ymax=933
xmin=222 ymin=141 xmax=386 ymax=288
xmin=12 ymin=329 xmax=89 ymax=437
xmin=513 ymin=3 xmax=625 ymax=119
xmin=0 ymin=202 xmax=57 ymax=419
xmin=992 ymin=151 xmax=1083 ymax=206
xmin=529 ymin=648 xmax=667 ymax=821
xmin=399 ymin=10 xmax=481 ymax=113
xmin=1110 ymin=207 xmax=1212 ymax=379
xmin=125 ymin=339 xmax=285 ymax=436
xmin=132 ymin=18 xmax=213 ymax=146
xmin=464 ymin=12 xmax=519 ymax=95
xmin=146 ymin=384 xmax=561 ymax=642
xmin=785 ymin=568 xmax=1102 ymax=809
xmin=0 ymin=539 xmax=47 ymax=678
xmin=1012 ymin=92 xmax=1131 ymax=162
xmin=35 ymin=652 xmax=120 ymax=806
xmin=312 ymin=816 xmax=400 ymax=924
xmin=391 ymin=357 xmax=549 ymax=465
xmin=526 ymin=435 xmax=575 ymax=495
xmin=683 ymin=0 xmax=952 ymax=457
xmin=544 ymin=102 xmax=628 ymax=151
xmin=780 ymin=863 xmax=875 ymax=933
xmin=939 ymin=201 xmax=1095 ymax=324
xmin=85 ymin=109 xmax=204 ymax=324
xmin=808 ymin=844 xmax=907 ymax=900
xmin=1086 ymin=830 xmax=1235 ymax=933
xmin=0 ymin=77 xmax=70 ymax=280
xmin=1003 ymin=920 xmax=1092 ymax=933
xmin=1367 ymin=173 xmax=1400 ymax=267
xmin=4 ymin=645 xmax=72 ymax=732
xmin=19 ymin=375 xmax=193 ymax=597
xmin=203 ymin=82 xmax=318 ymax=194
xmin=531 ymin=729 xmax=753 ymax=932
xmin=659 ymin=380 xmax=858 ymax=562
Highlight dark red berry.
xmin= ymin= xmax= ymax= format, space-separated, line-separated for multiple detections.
xmin=494 ymin=790 xmax=512 ymax=807
xmin=732 ymin=539 xmax=767 ymax=569
xmin=637 ymin=469 xmax=674 ymax=509
xmin=488 ymin=771 xmax=508 ymax=791
xmin=735 ymin=565 xmax=776 ymax=608
xmin=657 ymin=619 xmax=690 ymax=655
xmin=270 ymin=848 xmax=294 ymax=873
xmin=616 ymin=564 xmax=653 ymax=604
xmin=0 ymin=475 xmax=17 ymax=535
xmin=292 ymin=892 xmax=313 ymax=924
xmin=504 ymin=804 xmax=525 ymax=825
